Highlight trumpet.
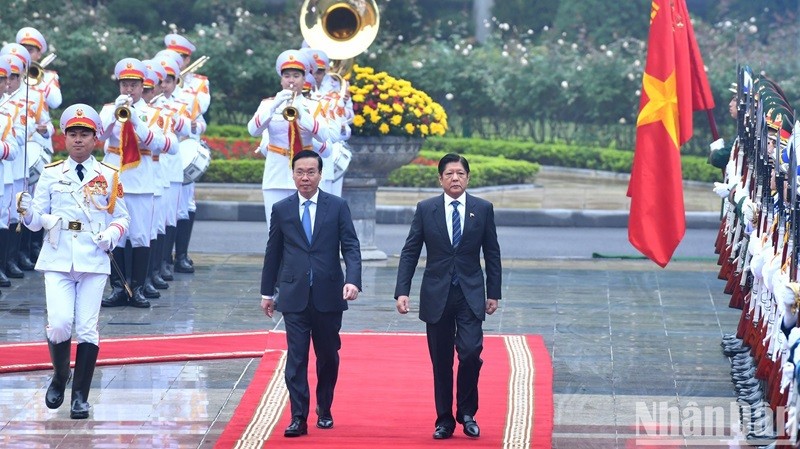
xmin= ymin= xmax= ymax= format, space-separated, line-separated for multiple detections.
xmin=177 ymin=55 xmax=209 ymax=88
xmin=24 ymin=53 xmax=57 ymax=86
xmin=115 ymin=96 xmax=133 ymax=123
xmin=282 ymin=90 xmax=299 ymax=122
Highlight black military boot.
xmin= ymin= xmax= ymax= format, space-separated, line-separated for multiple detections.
xmin=0 ymin=229 xmax=12 ymax=287
xmin=101 ymin=247 xmax=129 ymax=307
xmin=186 ymin=211 xmax=196 ymax=265
xmin=17 ymin=226 xmax=35 ymax=270
xmin=5 ymin=228 xmax=24 ymax=278
xmin=70 ymin=342 xmax=99 ymax=419
xmin=161 ymin=225 xmax=176 ymax=281
xmin=46 ymin=339 xmax=72 ymax=409
xmin=151 ymin=235 xmax=168 ymax=289
xmin=129 ymin=247 xmax=152 ymax=308
xmin=30 ymin=229 xmax=43 ymax=263
xmin=141 ymin=241 xmax=160 ymax=299
xmin=174 ymin=218 xmax=194 ymax=273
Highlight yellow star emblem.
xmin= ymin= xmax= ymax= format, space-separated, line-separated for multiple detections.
xmin=637 ymin=70 xmax=679 ymax=147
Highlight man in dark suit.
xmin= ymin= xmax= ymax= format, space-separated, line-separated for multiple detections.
xmin=394 ymin=153 xmax=502 ymax=440
xmin=260 ymin=150 xmax=362 ymax=438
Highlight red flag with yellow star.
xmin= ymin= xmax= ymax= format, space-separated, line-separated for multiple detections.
xmin=628 ymin=0 xmax=714 ymax=267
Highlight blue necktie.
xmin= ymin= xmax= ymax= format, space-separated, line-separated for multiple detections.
xmin=451 ymin=200 xmax=461 ymax=247
xmin=451 ymin=200 xmax=461 ymax=285
xmin=302 ymin=200 xmax=313 ymax=244
xmin=76 ymin=164 xmax=84 ymax=181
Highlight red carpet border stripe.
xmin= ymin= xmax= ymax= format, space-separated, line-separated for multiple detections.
xmin=504 ymin=334 xmax=535 ymax=448
xmin=234 ymin=351 xmax=289 ymax=448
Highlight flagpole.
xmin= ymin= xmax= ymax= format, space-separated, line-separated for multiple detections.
xmin=686 ymin=29 xmax=719 ymax=141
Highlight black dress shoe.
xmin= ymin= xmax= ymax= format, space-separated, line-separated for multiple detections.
xmin=17 ymin=253 xmax=34 ymax=271
xmin=460 ymin=415 xmax=480 ymax=438
xmin=433 ymin=425 xmax=454 ymax=439
xmin=101 ymin=291 xmax=129 ymax=308
xmin=284 ymin=417 xmax=308 ymax=437
xmin=316 ymin=415 xmax=334 ymax=429
xmin=0 ymin=269 xmax=11 ymax=287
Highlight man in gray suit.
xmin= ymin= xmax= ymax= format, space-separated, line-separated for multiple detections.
xmin=260 ymin=150 xmax=362 ymax=438
xmin=394 ymin=153 xmax=502 ymax=440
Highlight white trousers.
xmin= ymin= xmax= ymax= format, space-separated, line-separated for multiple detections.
xmin=151 ymin=192 xmax=166 ymax=238
xmin=0 ymin=183 xmax=10 ymax=228
xmin=164 ymin=182 xmax=181 ymax=227
xmin=262 ymin=189 xmax=295 ymax=232
xmin=178 ymin=183 xmax=195 ymax=220
xmin=120 ymin=193 xmax=154 ymax=247
xmin=44 ymin=270 xmax=106 ymax=345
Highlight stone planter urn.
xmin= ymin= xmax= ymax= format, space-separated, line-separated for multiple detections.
xmin=341 ymin=135 xmax=424 ymax=260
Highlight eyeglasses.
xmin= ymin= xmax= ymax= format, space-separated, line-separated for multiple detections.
xmin=293 ymin=170 xmax=319 ymax=178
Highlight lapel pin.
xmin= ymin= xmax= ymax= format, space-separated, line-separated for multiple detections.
xmin=469 ymin=212 xmax=474 ymax=218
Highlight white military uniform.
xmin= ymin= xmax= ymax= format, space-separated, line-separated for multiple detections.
xmin=99 ymin=97 xmax=168 ymax=247
xmin=25 ymin=157 xmax=129 ymax=344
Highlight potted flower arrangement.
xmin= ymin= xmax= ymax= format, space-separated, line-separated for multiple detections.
xmin=344 ymin=64 xmax=448 ymax=180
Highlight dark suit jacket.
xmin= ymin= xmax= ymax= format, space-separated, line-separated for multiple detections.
xmin=260 ymin=190 xmax=362 ymax=313
xmin=394 ymin=192 xmax=502 ymax=324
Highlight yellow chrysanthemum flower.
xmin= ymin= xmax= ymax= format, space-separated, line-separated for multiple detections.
xmin=352 ymin=94 xmax=365 ymax=103
xmin=362 ymin=105 xmax=374 ymax=115
xmin=379 ymin=93 xmax=389 ymax=101
xmin=392 ymin=103 xmax=404 ymax=114
xmin=379 ymin=123 xmax=390 ymax=134
xmin=353 ymin=115 xmax=366 ymax=127
xmin=370 ymin=113 xmax=381 ymax=124
xmin=420 ymin=124 xmax=429 ymax=136
xmin=405 ymin=123 xmax=416 ymax=134
xmin=390 ymin=114 xmax=403 ymax=126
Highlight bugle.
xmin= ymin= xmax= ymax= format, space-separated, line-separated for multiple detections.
xmin=282 ymin=90 xmax=299 ymax=122
xmin=115 ymin=96 xmax=133 ymax=123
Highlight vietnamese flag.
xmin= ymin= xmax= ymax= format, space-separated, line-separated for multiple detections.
xmin=118 ymin=120 xmax=141 ymax=172
xmin=628 ymin=0 xmax=715 ymax=267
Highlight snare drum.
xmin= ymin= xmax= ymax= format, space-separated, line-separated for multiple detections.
xmin=180 ymin=139 xmax=211 ymax=185
xmin=333 ymin=142 xmax=352 ymax=181
xmin=26 ymin=141 xmax=48 ymax=185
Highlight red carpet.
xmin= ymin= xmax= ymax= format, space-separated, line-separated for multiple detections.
xmin=0 ymin=331 xmax=270 ymax=373
xmin=215 ymin=331 xmax=553 ymax=449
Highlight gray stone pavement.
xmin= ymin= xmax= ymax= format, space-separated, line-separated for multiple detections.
xmin=0 ymin=169 xmax=752 ymax=448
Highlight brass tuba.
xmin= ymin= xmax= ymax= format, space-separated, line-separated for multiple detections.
xmin=300 ymin=0 xmax=380 ymax=66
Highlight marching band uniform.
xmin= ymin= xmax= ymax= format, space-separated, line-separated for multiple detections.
xmin=0 ymin=57 xmax=21 ymax=290
xmin=140 ymin=61 xmax=179 ymax=297
xmin=248 ymin=49 xmax=335 ymax=231
xmin=18 ymin=104 xmax=129 ymax=419
xmin=0 ymin=45 xmax=46 ymax=280
xmin=16 ymin=27 xmax=61 ymax=267
xmin=99 ymin=58 xmax=169 ymax=308
xmin=163 ymin=36 xmax=209 ymax=274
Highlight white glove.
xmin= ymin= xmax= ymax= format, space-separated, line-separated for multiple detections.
xmin=713 ymin=182 xmax=731 ymax=198
xmin=16 ymin=192 xmax=31 ymax=214
xmin=114 ymin=94 xmax=131 ymax=107
xmin=709 ymin=138 xmax=725 ymax=152
xmin=732 ymin=183 xmax=749 ymax=205
xmin=742 ymin=200 xmax=756 ymax=224
xmin=93 ymin=226 xmax=121 ymax=252
xmin=270 ymin=90 xmax=295 ymax=113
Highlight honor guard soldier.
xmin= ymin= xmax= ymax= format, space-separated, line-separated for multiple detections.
xmin=16 ymin=27 xmax=61 ymax=267
xmin=248 ymin=49 xmax=335 ymax=231
xmin=0 ymin=44 xmax=49 ymax=279
xmin=0 ymin=57 xmax=21 ymax=292
xmin=17 ymin=104 xmax=130 ymax=419
xmin=99 ymin=58 xmax=170 ymax=308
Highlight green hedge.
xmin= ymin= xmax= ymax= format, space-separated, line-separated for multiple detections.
xmin=386 ymin=150 xmax=539 ymax=188
xmin=200 ymin=160 xmax=263 ymax=184
xmin=421 ymin=137 xmax=720 ymax=182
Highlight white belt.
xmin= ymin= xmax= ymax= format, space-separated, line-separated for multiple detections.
xmin=60 ymin=220 xmax=102 ymax=233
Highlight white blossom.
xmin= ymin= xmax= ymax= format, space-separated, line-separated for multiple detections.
xmin=576 ymin=65 xmax=583 ymax=71
xmin=635 ymin=89 xmax=641 ymax=96
xmin=748 ymin=25 xmax=758 ymax=34
xmin=724 ymin=20 xmax=732 ymax=28
xmin=606 ymin=50 xmax=614 ymax=57
xmin=32 ymin=12 xmax=39 ymax=18
xmin=398 ymin=35 xmax=404 ymax=41
xmin=445 ymin=93 xmax=454 ymax=100
xmin=571 ymin=43 xmax=578 ymax=50
xmin=561 ymin=80 xmax=569 ymax=89
xmin=501 ymin=51 xmax=508 ymax=57
xmin=634 ymin=60 xmax=641 ymax=67
xmin=619 ymin=118 xmax=627 ymax=124
xmin=100 ymin=45 xmax=107 ymax=52
xmin=543 ymin=25 xmax=549 ymax=31
xmin=411 ymin=60 xmax=423 ymax=69
xmin=600 ymin=44 xmax=607 ymax=51
xmin=245 ymin=49 xmax=254 ymax=56
xmin=198 ymin=29 xmax=206 ymax=37
xmin=627 ymin=73 xmax=635 ymax=80
xmin=527 ymin=29 xmax=534 ymax=35
xmin=557 ymin=39 xmax=564 ymax=45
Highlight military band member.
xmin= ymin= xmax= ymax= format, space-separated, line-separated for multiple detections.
xmin=17 ymin=104 xmax=129 ymax=419
xmin=0 ymin=44 xmax=46 ymax=280
xmin=248 ymin=49 xmax=335 ymax=231
xmin=16 ymin=26 xmax=60 ymax=266
xmin=98 ymin=58 xmax=170 ymax=308
xmin=161 ymin=36 xmax=208 ymax=275
xmin=0 ymin=57 xmax=20 ymax=291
